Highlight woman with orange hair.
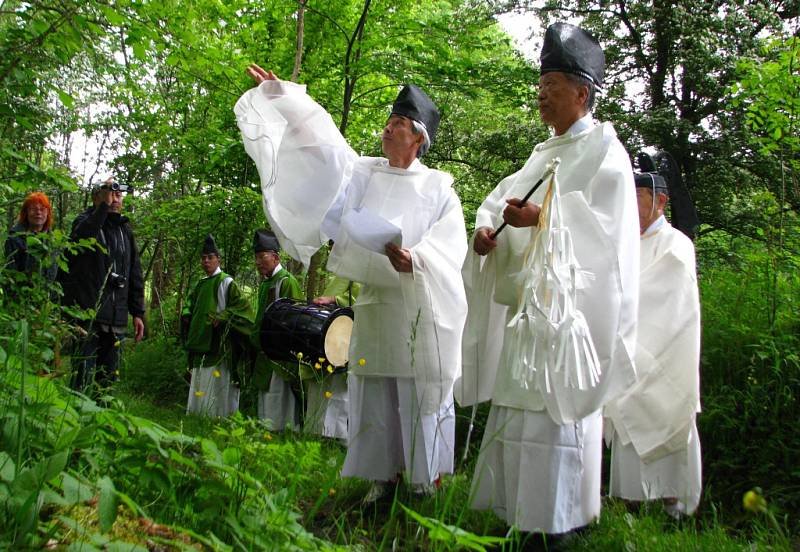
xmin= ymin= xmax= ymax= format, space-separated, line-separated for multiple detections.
xmin=4 ymin=191 xmax=57 ymax=280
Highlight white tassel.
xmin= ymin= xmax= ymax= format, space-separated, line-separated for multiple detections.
xmin=506 ymin=157 xmax=602 ymax=393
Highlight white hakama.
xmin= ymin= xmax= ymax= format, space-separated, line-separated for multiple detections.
xmin=258 ymin=372 xmax=300 ymax=431
xmin=305 ymin=373 xmax=348 ymax=440
xmin=609 ymin=422 xmax=702 ymax=514
xmin=342 ymin=375 xmax=455 ymax=485
xmin=186 ymin=362 xmax=239 ymax=417
xmin=471 ymin=407 xmax=602 ymax=534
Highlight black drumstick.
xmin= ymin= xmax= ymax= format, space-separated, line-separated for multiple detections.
xmin=492 ymin=158 xmax=560 ymax=238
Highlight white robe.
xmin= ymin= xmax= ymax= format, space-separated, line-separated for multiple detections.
xmin=234 ymin=81 xmax=468 ymax=482
xmin=464 ymin=115 xmax=639 ymax=534
xmin=604 ymin=218 xmax=702 ymax=514
xmin=305 ymin=373 xmax=348 ymax=440
xmin=186 ymin=269 xmax=240 ymax=417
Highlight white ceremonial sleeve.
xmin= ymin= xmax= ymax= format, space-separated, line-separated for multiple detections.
xmin=455 ymin=170 xmax=522 ymax=407
xmin=606 ymin=243 xmax=701 ymax=463
xmin=399 ymin=189 xmax=468 ymax=415
xmin=234 ymin=80 xmax=357 ymax=267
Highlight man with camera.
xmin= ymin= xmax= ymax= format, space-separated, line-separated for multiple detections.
xmin=61 ymin=177 xmax=145 ymax=393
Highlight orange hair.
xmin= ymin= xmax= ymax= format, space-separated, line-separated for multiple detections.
xmin=18 ymin=192 xmax=53 ymax=231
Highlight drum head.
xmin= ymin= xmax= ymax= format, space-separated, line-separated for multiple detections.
xmin=324 ymin=314 xmax=353 ymax=368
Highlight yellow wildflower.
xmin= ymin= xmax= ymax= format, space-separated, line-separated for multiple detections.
xmin=324 ymin=391 xmax=333 ymax=399
xmin=315 ymin=362 xmax=322 ymax=370
xmin=212 ymin=370 xmax=221 ymax=378
xmin=318 ymin=357 xmax=326 ymax=363
xmin=115 ymin=370 xmax=120 ymax=376
xmin=264 ymin=433 xmax=273 ymax=441
xmin=328 ymin=488 xmax=336 ymax=496
xmin=114 ymin=340 xmax=121 ymax=348
xmin=326 ymin=366 xmax=334 ymax=374
xmin=743 ymin=488 xmax=767 ymax=513
xmin=358 ymin=358 xmax=366 ymax=366
xmin=194 ymin=391 xmax=205 ymax=397
xmin=296 ymin=352 xmax=303 ymax=360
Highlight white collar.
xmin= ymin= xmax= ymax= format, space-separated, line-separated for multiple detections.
xmin=566 ymin=112 xmax=595 ymax=137
xmin=642 ymin=215 xmax=667 ymax=237
xmin=270 ymin=263 xmax=283 ymax=278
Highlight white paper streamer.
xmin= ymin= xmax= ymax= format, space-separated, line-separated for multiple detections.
xmin=505 ymin=158 xmax=601 ymax=393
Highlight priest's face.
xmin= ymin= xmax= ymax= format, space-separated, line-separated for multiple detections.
xmin=381 ymin=115 xmax=423 ymax=164
xmin=537 ymin=72 xmax=587 ymax=136
xmin=255 ymin=250 xmax=279 ymax=278
xmin=636 ymin=188 xmax=668 ymax=234
xmin=201 ymin=253 xmax=220 ymax=276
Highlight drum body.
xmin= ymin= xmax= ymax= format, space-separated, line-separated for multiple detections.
xmin=260 ymin=299 xmax=354 ymax=370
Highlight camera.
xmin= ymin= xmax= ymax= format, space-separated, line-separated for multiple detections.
xmin=94 ymin=181 xmax=133 ymax=193
xmin=109 ymin=272 xmax=127 ymax=289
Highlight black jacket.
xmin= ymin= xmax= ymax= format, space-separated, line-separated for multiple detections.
xmin=60 ymin=203 xmax=146 ymax=327
xmin=4 ymin=223 xmax=58 ymax=281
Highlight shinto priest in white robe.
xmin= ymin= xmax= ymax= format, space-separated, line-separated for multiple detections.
xmin=234 ymin=79 xmax=468 ymax=485
xmin=459 ymin=113 xmax=640 ymax=534
xmin=604 ymin=215 xmax=702 ymax=514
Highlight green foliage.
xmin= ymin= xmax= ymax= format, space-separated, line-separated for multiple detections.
xmin=696 ymin=230 xmax=800 ymax=529
xmin=118 ymin=336 xmax=188 ymax=406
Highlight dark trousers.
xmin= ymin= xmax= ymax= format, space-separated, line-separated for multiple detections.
xmin=70 ymin=326 xmax=121 ymax=394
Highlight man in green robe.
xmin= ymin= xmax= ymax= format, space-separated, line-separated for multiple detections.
xmin=250 ymin=229 xmax=304 ymax=429
xmin=184 ymin=234 xmax=253 ymax=417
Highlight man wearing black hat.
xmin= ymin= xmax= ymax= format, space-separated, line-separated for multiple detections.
xmin=460 ymin=23 xmax=639 ymax=535
xmin=62 ymin=176 xmax=145 ymax=393
xmin=249 ymin=229 xmax=304 ymax=428
xmin=604 ymin=173 xmax=702 ymax=516
xmin=184 ymin=234 xmax=253 ymax=417
xmin=236 ymin=66 xmax=467 ymax=500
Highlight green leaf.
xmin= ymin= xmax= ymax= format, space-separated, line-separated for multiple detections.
xmin=100 ymin=5 xmax=127 ymax=26
xmin=54 ymin=87 xmax=75 ymax=109
xmin=0 ymin=452 xmax=15 ymax=482
xmin=222 ymin=446 xmax=241 ymax=466
xmin=62 ymin=472 xmax=94 ymax=505
xmin=44 ymin=450 xmax=70 ymax=482
xmin=97 ymin=476 xmax=119 ymax=533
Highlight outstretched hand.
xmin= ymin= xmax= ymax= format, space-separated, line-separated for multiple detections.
xmin=246 ymin=64 xmax=279 ymax=85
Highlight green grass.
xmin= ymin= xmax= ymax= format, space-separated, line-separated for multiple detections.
xmin=114 ymin=390 xmax=794 ymax=551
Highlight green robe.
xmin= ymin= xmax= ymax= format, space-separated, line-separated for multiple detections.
xmin=322 ymin=275 xmax=360 ymax=307
xmin=251 ymin=267 xmax=304 ymax=390
xmin=183 ymin=271 xmax=253 ymax=371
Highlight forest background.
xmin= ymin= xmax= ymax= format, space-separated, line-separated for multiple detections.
xmin=0 ymin=0 xmax=798 ymax=549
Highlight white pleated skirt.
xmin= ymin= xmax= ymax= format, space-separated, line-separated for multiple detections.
xmin=186 ymin=363 xmax=239 ymax=417
xmin=470 ymin=406 xmax=602 ymax=534
xmin=305 ymin=373 xmax=349 ymax=440
xmin=342 ymin=375 xmax=455 ymax=485
xmin=609 ymin=421 xmax=702 ymax=514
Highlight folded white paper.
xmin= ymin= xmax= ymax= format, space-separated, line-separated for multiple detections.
xmin=341 ymin=207 xmax=403 ymax=255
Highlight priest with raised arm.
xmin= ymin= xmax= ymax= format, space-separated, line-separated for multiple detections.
xmin=235 ymin=68 xmax=468 ymax=500
xmin=460 ymin=23 xmax=640 ymax=537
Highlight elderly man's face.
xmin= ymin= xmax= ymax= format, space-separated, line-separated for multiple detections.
xmin=537 ymin=72 xmax=587 ymax=135
xmin=381 ymin=115 xmax=422 ymax=161
xmin=255 ymin=250 xmax=279 ymax=278
xmin=200 ymin=253 xmax=220 ymax=276
xmin=636 ymin=188 xmax=668 ymax=234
